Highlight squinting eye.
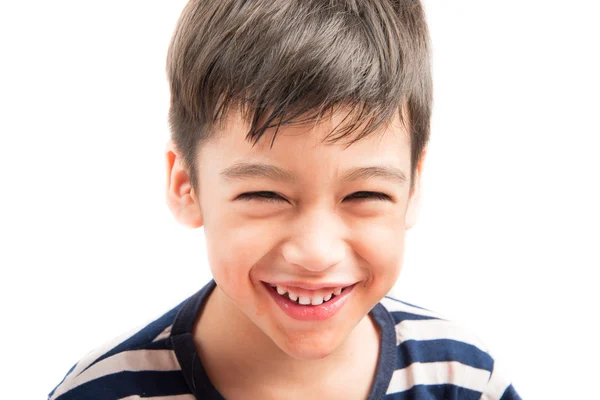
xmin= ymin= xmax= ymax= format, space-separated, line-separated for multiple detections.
xmin=236 ymin=191 xmax=287 ymax=203
xmin=235 ymin=191 xmax=391 ymax=203
xmin=345 ymin=191 xmax=391 ymax=201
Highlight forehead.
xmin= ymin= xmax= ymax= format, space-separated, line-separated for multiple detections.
xmin=199 ymin=109 xmax=411 ymax=171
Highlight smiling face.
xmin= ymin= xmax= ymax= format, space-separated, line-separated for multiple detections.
xmin=166 ymin=109 xmax=423 ymax=360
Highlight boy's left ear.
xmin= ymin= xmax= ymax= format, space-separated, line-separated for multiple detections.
xmin=165 ymin=140 xmax=203 ymax=228
xmin=405 ymin=149 xmax=426 ymax=230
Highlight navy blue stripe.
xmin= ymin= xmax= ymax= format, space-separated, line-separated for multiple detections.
xmin=172 ymin=281 xmax=216 ymax=335
xmin=366 ymin=303 xmax=398 ymax=400
xmin=500 ymin=384 xmax=522 ymax=400
xmin=80 ymin=300 xmax=186 ymax=376
xmin=396 ymin=339 xmax=494 ymax=372
xmin=384 ymin=384 xmax=482 ymax=400
xmin=389 ymin=311 xmax=439 ymax=323
xmin=172 ymin=333 xmax=224 ymax=399
xmin=55 ymin=370 xmax=191 ymax=400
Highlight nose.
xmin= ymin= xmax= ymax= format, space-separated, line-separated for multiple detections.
xmin=280 ymin=209 xmax=347 ymax=273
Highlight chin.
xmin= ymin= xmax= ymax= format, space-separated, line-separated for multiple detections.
xmin=274 ymin=327 xmax=347 ymax=361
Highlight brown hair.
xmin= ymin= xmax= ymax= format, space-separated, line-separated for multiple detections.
xmin=167 ymin=0 xmax=432 ymax=191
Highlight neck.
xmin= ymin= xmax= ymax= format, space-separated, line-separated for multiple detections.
xmin=193 ymin=284 xmax=380 ymax=393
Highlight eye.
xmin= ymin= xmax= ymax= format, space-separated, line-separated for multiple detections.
xmin=236 ymin=191 xmax=288 ymax=203
xmin=345 ymin=191 xmax=391 ymax=201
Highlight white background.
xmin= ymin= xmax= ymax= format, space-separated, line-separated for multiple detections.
xmin=1 ymin=1 xmax=599 ymax=398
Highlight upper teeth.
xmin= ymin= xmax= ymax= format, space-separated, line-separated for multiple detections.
xmin=274 ymin=285 xmax=345 ymax=305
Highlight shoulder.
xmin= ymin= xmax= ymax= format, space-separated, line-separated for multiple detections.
xmin=379 ymin=296 xmax=521 ymax=400
xmin=48 ymin=300 xmax=193 ymax=400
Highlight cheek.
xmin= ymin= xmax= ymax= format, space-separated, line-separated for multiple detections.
xmin=204 ymin=214 xmax=279 ymax=293
xmin=352 ymin=215 xmax=406 ymax=286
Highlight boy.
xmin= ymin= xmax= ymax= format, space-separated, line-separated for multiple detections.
xmin=50 ymin=0 xmax=521 ymax=398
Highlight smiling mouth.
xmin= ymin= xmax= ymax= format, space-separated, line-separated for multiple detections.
xmin=262 ymin=281 xmax=357 ymax=321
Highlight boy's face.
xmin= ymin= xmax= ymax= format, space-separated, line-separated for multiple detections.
xmin=167 ymin=109 xmax=422 ymax=360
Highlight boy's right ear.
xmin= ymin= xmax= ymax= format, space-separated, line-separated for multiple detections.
xmin=165 ymin=140 xmax=203 ymax=228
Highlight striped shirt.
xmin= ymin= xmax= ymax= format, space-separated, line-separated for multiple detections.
xmin=49 ymin=281 xmax=521 ymax=399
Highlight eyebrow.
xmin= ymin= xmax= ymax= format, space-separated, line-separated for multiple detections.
xmin=221 ymin=162 xmax=297 ymax=182
xmin=340 ymin=166 xmax=407 ymax=184
xmin=220 ymin=162 xmax=407 ymax=184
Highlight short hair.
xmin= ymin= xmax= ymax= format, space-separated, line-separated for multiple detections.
xmin=167 ymin=0 xmax=432 ymax=191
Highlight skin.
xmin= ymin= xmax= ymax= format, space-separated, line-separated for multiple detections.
xmin=165 ymin=108 xmax=424 ymax=398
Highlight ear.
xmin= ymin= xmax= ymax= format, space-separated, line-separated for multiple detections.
xmin=405 ymin=149 xmax=426 ymax=230
xmin=165 ymin=140 xmax=203 ymax=228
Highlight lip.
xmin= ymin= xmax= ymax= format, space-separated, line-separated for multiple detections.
xmin=263 ymin=281 xmax=356 ymax=321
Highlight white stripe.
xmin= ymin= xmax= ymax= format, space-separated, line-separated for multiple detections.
xmin=386 ymin=361 xmax=492 ymax=395
xmin=50 ymin=349 xmax=181 ymax=399
xmin=57 ymin=331 xmax=139 ymax=385
xmin=62 ymin=318 xmax=158 ymax=383
xmin=380 ymin=297 xmax=442 ymax=319
xmin=152 ymin=324 xmax=173 ymax=342
xmin=395 ymin=319 xmax=489 ymax=352
xmin=120 ymin=395 xmax=196 ymax=400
